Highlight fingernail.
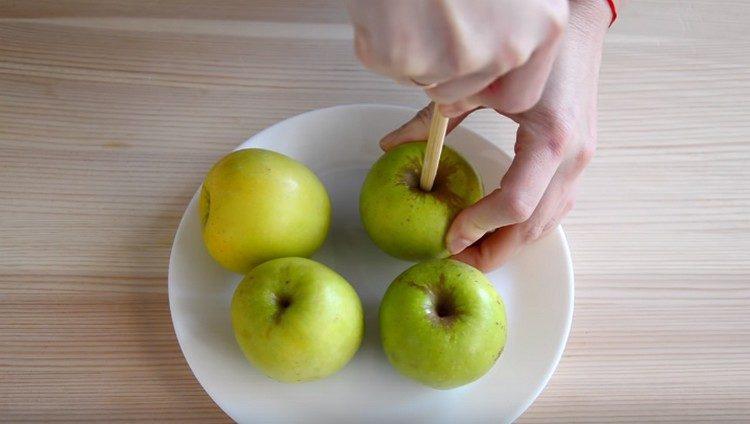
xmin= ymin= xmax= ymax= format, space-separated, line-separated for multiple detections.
xmin=379 ymin=133 xmax=397 ymax=151
xmin=448 ymin=236 xmax=471 ymax=254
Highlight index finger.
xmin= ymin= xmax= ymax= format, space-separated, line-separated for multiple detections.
xmin=446 ymin=123 xmax=566 ymax=252
xmin=379 ymin=103 xmax=476 ymax=151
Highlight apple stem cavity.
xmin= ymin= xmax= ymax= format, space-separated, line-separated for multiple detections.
xmin=432 ymin=292 xmax=458 ymax=322
xmin=277 ymin=295 xmax=292 ymax=309
xmin=428 ymin=285 xmax=460 ymax=324
xmin=435 ymin=297 xmax=454 ymax=318
xmin=272 ymin=294 xmax=293 ymax=323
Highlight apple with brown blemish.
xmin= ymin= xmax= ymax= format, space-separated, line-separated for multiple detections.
xmin=379 ymin=259 xmax=507 ymax=389
xmin=359 ymin=141 xmax=483 ymax=261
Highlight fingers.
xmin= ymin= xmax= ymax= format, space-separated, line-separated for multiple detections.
xmin=452 ymin=179 xmax=577 ymax=273
xmin=451 ymin=226 xmax=523 ymax=272
xmin=439 ymin=100 xmax=481 ymax=119
xmin=445 ymin=123 xmax=568 ymax=254
xmin=450 ymin=142 xmax=586 ymax=272
xmin=423 ymin=39 xmax=561 ymax=117
xmin=349 ymin=0 xmax=569 ymax=116
xmin=350 ymin=5 xmax=436 ymax=81
xmin=537 ymin=195 xmax=575 ymax=239
xmin=424 ymin=64 xmax=506 ymax=112
xmin=515 ymin=172 xmax=569 ymax=244
xmin=379 ymin=103 xmax=476 ymax=151
xmin=471 ymin=39 xmax=562 ymax=114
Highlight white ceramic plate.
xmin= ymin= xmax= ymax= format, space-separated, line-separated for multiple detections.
xmin=169 ymin=104 xmax=573 ymax=423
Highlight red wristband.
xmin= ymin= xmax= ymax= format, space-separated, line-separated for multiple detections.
xmin=605 ymin=0 xmax=617 ymax=26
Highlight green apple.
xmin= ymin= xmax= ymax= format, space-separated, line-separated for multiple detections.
xmin=231 ymin=257 xmax=364 ymax=382
xmin=200 ymin=148 xmax=330 ymax=274
xmin=359 ymin=141 xmax=483 ymax=261
xmin=380 ymin=259 xmax=507 ymax=389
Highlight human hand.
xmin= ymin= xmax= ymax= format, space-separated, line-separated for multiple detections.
xmin=346 ymin=0 xmax=568 ymax=117
xmin=378 ymin=0 xmax=611 ymax=271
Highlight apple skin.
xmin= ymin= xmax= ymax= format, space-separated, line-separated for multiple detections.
xmin=231 ymin=257 xmax=364 ymax=383
xmin=359 ymin=141 xmax=483 ymax=261
xmin=379 ymin=259 xmax=507 ymax=389
xmin=200 ymin=148 xmax=330 ymax=274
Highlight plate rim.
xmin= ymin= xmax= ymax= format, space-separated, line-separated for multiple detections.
xmin=168 ymin=103 xmax=574 ymax=423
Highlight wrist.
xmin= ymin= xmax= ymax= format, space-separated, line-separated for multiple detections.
xmin=569 ymin=0 xmax=612 ymax=36
xmin=558 ymin=0 xmax=607 ymax=92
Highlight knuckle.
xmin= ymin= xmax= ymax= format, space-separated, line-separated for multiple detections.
xmin=505 ymin=193 xmax=535 ymax=223
xmin=488 ymin=56 xmax=508 ymax=75
xmin=504 ymin=42 xmax=530 ymax=69
xmin=536 ymin=110 xmax=574 ymax=160
xmin=547 ymin=13 xmax=566 ymax=39
xmin=551 ymin=4 xmax=569 ymax=34
xmin=522 ymin=223 xmax=546 ymax=244
xmin=541 ymin=1 xmax=568 ymax=39
xmin=545 ymin=131 xmax=569 ymax=160
xmin=575 ymin=139 xmax=597 ymax=168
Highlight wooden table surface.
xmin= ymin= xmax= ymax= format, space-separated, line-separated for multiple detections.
xmin=2 ymin=1 xmax=749 ymax=422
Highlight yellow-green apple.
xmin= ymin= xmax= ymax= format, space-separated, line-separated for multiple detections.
xmin=359 ymin=141 xmax=482 ymax=261
xmin=379 ymin=259 xmax=507 ymax=389
xmin=200 ymin=149 xmax=330 ymax=274
xmin=231 ymin=257 xmax=364 ymax=382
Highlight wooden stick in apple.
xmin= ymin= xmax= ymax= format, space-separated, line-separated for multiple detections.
xmin=419 ymin=103 xmax=449 ymax=192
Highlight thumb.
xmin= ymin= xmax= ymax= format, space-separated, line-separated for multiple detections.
xmin=445 ymin=189 xmax=510 ymax=255
xmin=379 ymin=102 xmax=475 ymax=151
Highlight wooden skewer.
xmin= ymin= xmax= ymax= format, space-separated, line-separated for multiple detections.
xmin=420 ymin=104 xmax=449 ymax=191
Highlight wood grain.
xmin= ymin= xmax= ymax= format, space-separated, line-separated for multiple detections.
xmin=1 ymin=0 xmax=749 ymax=421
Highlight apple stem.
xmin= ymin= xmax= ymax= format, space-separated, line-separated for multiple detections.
xmin=420 ymin=104 xmax=449 ymax=192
